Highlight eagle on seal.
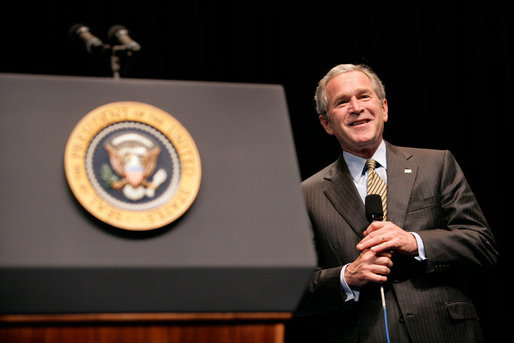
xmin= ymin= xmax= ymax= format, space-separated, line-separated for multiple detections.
xmin=104 ymin=143 xmax=161 ymax=190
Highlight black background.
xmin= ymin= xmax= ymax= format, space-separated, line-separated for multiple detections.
xmin=3 ymin=1 xmax=512 ymax=341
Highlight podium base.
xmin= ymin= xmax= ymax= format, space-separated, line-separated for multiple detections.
xmin=0 ymin=312 xmax=291 ymax=343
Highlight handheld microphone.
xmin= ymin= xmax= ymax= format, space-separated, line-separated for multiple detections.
xmin=69 ymin=24 xmax=104 ymax=55
xmin=365 ymin=194 xmax=383 ymax=223
xmin=364 ymin=194 xmax=391 ymax=343
xmin=108 ymin=25 xmax=141 ymax=52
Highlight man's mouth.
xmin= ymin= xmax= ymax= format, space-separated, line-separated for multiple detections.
xmin=349 ymin=119 xmax=371 ymax=127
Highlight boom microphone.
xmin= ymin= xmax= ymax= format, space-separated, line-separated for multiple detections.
xmin=108 ymin=25 xmax=141 ymax=52
xmin=69 ymin=24 xmax=104 ymax=55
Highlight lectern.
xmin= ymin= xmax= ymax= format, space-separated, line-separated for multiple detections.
xmin=0 ymin=74 xmax=316 ymax=342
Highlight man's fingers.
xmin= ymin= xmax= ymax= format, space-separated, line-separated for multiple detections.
xmin=376 ymin=256 xmax=394 ymax=268
xmin=357 ymin=233 xmax=390 ymax=251
xmin=366 ymin=268 xmax=390 ymax=283
xmin=363 ymin=221 xmax=385 ymax=236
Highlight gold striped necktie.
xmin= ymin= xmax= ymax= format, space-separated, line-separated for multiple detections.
xmin=366 ymin=159 xmax=387 ymax=220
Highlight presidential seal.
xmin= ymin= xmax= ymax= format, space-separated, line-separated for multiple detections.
xmin=64 ymin=101 xmax=201 ymax=231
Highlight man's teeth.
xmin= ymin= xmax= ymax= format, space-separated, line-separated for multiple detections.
xmin=350 ymin=120 xmax=369 ymax=126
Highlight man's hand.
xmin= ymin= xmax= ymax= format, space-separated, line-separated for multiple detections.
xmin=345 ymin=249 xmax=393 ymax=288
xmin=357 ymin=221 xmax=418 ymax=256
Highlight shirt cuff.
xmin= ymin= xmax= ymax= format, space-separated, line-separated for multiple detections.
xmin=410 ymin=232 xmax=427 ymax=261
xmin=340 ymin=264 xmax=360 ymax=302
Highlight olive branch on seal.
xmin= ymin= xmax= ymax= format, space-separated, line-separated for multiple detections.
xmin=100 ymin=163 xmax=119 ymax=188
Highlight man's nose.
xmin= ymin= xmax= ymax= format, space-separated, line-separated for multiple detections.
xmin=349 ymin=96 xmax=363 ymax=113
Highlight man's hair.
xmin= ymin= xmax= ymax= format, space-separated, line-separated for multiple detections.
xmin=314 ymin=64 xmax=386 ymax=117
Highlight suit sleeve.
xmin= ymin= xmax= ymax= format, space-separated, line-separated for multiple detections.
xmin=294 ymin=265 xmax=354 ymax=315
xmin=415 ymin=150 xmax=498 ymax=273
xmin=295 ymin=174 xmax=359 ymax=315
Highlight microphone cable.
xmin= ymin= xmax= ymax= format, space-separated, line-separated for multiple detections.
xmin=380 ymin=285 xmax=391 ymax=343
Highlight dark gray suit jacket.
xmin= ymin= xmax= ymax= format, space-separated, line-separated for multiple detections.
xmin=296 ymin=142 xmax=498 ymax=343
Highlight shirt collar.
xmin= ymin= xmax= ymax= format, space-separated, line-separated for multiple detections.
xmin=343 ymin=140 xmax=387 ymax=182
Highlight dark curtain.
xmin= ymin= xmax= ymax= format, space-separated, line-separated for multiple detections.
xmin=3 ymin=1 xmax=511 ymax=341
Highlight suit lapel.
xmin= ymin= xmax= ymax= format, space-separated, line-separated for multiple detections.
xmin=322 ymin=143 xmax=418 ymax=237
xmin=386 ymin=143 xmax=417 ymax=228
xmin=322 ymin=156 xmax=369 ymax=238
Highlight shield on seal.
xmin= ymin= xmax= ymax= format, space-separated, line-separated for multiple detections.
xmin=124 ymin=155 xmax=145 ymax=187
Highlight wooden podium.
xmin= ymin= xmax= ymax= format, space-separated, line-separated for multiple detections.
xmin=0 ymin=312 xmax=291 ymax=343
xmin=0 ymin=74 xmax=315 ymax=343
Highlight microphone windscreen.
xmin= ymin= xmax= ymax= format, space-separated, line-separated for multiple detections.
xmin=108 ymin=25 xmax=141 ymax=51
xmin=365 ymin=194 xmax=383 ymax=223
xmin=108 ymin=25 xmax=126 ymax=41
xmin=69 ymin=24 xmax=84 ymax=37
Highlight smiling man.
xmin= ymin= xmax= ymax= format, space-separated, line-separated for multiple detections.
xmin=318 ymin=68 xmax=388 ymax=159
xmin=294 ymin=64 xmax=498 ymax=343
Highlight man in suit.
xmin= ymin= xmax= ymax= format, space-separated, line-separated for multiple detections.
xmin=294 ymin=64 xmax=498 ymax=343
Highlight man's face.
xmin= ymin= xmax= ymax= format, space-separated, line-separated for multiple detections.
xmin=320 ymin=71 xmax=388 ymax=158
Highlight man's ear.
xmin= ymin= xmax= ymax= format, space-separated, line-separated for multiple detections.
xmin=319 ymin=114 xmax=334 ymax=135
xmin=382 ymin=98 xmax=389 ymax=123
